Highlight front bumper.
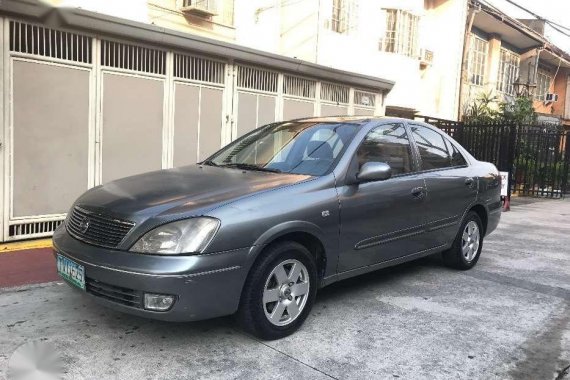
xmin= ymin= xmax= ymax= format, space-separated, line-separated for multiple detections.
xmin=52 ymin=226 xmax=252 ymax=322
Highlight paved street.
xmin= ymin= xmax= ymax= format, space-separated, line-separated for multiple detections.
xmin=1 ymin=199 xmax=569 ymax=379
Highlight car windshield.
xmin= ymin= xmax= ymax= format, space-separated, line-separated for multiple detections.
xmin=204 ymin=121 xmax=360 ymax=176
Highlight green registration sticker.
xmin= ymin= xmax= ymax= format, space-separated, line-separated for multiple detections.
xmin=56 ymin=254 xmax=85 ymax=290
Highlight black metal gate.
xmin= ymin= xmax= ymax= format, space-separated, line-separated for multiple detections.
xmin=417 ymin=116 xmax=570 ymax=198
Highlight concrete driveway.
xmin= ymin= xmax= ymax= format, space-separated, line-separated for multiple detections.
xmin=1 ymin=199 xmax=569 ymax=379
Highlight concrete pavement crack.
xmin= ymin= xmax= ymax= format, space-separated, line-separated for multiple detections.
xmin=556 ymin=363 xmax=570 ymax=380
xmin=234 ymin=329 xmax=339 ymax=380
xmin=461 ymin=269 xmax=570 ymax=301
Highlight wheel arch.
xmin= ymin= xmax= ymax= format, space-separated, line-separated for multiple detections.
xmin=247 ymin=221 xmax=329 ymax=283
xmin=469 ymin=204 xmax=488 ymax=235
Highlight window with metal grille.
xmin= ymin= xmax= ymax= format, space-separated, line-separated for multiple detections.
xmin=321 ymin=83 xmax=349 ymax=104
xmin=354 ymin=90 xmax=376 ymax=107
xmin=101 ymin=40 xmax=166 ymax=75
xmin=535 ymin=69 xmax=553 ymax=101
xmin=468 ymin=34 xmax=488 ymax=86
xmin=380 ymin=9 xmax=419 ymax=57
xmin=9 ymin=21 xmax=92 ymax=63
xmin=9 ymin=219 xmax=64 ymax=238
xmin=180 ymin=0 xmax=235 ymax=26
xmin=331 ymin=0 xmax=358 ymax=34
xmin=496 ymin=48 xmax=520 ymax=96
xmin=174 ymin=54 xmax=225 ymax=84
xmin=237 ymin=66 xmax=278 ymax=93
xmin=283 ymin=76 xmax=316 ymax=99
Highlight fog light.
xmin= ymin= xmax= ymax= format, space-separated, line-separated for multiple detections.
xmin=144 ymin=293 xmax=175 ymax=311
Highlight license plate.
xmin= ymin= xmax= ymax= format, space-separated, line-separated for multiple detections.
xmin=56 ymin=254 xmax=85 ymax=290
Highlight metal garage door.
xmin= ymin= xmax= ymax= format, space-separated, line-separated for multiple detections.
xmin=320 ymin=83 xmax=350 ymax=116
xmin=353 ymin=90 xmax=377 ymax=116
xmin=172 ymin=53 xmax=227 ymax=166
xmin=99 ymin=41 xmax=166 ymax=183
xmin=282 ymin=75 xmax=317 ymax=120
xmin=235 ymin=65 xmax=279 ymax=137
xmin=6 ymin=21 xmax=93 ymax=239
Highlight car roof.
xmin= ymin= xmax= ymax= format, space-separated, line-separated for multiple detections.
xmin=290 ymin=115 xmax=415 ymax=125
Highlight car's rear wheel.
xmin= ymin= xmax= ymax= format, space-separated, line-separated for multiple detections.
xmin=442 ymin=211 xmax=483 ymax=270
xmin=237 ymin=241 xmax=317 ymax=340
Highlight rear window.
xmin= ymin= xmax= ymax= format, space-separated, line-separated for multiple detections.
xmin=409 ymin=124 xmax=452 ymax=170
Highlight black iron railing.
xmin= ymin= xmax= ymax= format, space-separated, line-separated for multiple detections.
xmin=415 ymin=116 xmax=570 ymax=198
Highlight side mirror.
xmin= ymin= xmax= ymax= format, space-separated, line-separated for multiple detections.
xmin=357 ymin=162 xmax=392 ymax=182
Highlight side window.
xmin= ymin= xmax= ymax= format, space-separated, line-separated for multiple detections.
xmin=409 ymin=124 xmax=451 ymax=170
xmin=444 ymin=138 xmax=467 ymax=167
xmin=356 ymin=123 xmax=414 ymax=176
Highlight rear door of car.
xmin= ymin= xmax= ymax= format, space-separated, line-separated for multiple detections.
xmin=407 ymin=122 xmax=478 ymax=248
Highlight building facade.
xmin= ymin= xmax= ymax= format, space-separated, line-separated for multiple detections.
xmin=0 ymin=0 xmax=392 ymax=242
xmin=48 ymin=0 xmax=468 ymax=120
xmin=461 ymin=1 xmax=570 ymax=127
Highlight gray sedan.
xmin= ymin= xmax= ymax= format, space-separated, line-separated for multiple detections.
xmin=53 ymin=117 xmax=501 ymax=340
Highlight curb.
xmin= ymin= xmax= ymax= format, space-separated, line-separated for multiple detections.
xmin=0 ymin=239 xmax=52 ymax=254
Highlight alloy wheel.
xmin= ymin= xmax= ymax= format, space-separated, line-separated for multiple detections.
xmin=462 ymin=221 xmax=480 ymax=262
xmin=262 ymin=259 xmax=310 ymax=327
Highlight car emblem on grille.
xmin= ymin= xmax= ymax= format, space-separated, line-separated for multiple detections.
xmin=78 ymin=217 xmax=90 ymax=233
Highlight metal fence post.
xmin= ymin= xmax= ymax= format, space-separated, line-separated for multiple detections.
xmin=562 ymin=132 xmax=570 ymax=198
xmin=503 ymin=124 xmax=518 ymax=211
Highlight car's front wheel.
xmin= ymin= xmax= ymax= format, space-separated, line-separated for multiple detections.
xmin=237 ymin=241 xmax=317 ymax=340
xmin=442 ymin=211 xmax=484 ymax=270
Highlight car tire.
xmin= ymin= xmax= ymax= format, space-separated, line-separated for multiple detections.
xmin=442 ymin=211 xmax=484 ymax=270
xmin=237 ymin=241 xmax=317 ymax=340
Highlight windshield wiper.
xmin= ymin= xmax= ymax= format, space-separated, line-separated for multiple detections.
xmin=201 ymin=160 xmax=219 ymax=167
xmin=219 ymin=163 xmax=282 ymax=173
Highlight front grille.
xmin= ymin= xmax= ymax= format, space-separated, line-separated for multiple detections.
xmin=86 ymin=277 xmax=142 ymax=309
xmin=66 ymin=206 xmax=135 ymax=248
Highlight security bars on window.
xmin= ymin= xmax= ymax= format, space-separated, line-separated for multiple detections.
xmin=331 ymin=0 xmax=358 ymax=34
xmin=101 ymin=40 xmax=166 ymax=75
xmin=174 ymin=53 xmax=225 ymax=84
xmin=354 ymin=90 xmax=376 ymax=107
xmin=9 ymin=220 xmax=64 ymax=238
xmin=321 ymin=83 xmax=350 ymax=104
xmin=468 ymin=35 xmax=488 ymax=86
xmin=283 ymin=76 xmax=317 ymax=99
xmin=9 ymin=20 xmax=92 ymax=63
xmin=181 ymin=0 xmax=235 ymax=26
xmin=237 ymin=65 xmax=279 ymax=93
xmin=380 ymin=9 xmax=419 ymax=57
xmin=535 ymin=70 xmax=553 ymax=101
xmin=496 ymin=48 xmax=520 ymax=96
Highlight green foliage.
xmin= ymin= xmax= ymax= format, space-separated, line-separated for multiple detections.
xmin=463 ymin=92 xmax=537 ymax=124
xmin=463 ymin=92 xmax=500 ymax=123
xmin=499 ymin=97 xmax=537 ymax=124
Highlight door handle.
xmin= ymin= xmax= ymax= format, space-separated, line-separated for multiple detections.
xmin=465 ymin=177 xmax=475 ymax=187
xmin=411 ymin=186 xmax=426 ymax=200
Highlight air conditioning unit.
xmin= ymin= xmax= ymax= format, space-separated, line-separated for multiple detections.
xmin=180 ymin=0 xmax=218 ymax=18
xmin=544 ymin=93 xmax=559 ymax=102
xmin=419 ymin=48 xmax=434 ymax=66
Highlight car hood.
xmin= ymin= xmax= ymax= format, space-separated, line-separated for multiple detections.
xmin=74 ymin=165 xmax=311 ymax=222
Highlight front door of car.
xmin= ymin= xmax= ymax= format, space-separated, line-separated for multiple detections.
xmin=337 ymin=123 xmax=429 ymax=273
xmin=407 ymin=123 xmax=478 ymax=248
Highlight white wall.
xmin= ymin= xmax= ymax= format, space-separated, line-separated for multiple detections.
xmin=235 ymin=0 xmax=466 ymax=120
xmin=419 ymin=0 xmax=467 ymax=119
xmin=53 ymin=0 xmax=149 ymax=23
xmin=234 ymin=0 xmax=281 ymax=53
xmin=49 ymin=0 xmax=467 ymax=120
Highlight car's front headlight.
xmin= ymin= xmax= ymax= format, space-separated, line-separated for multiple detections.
xmin=129 ymin=217 xmax=220 ymax=255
